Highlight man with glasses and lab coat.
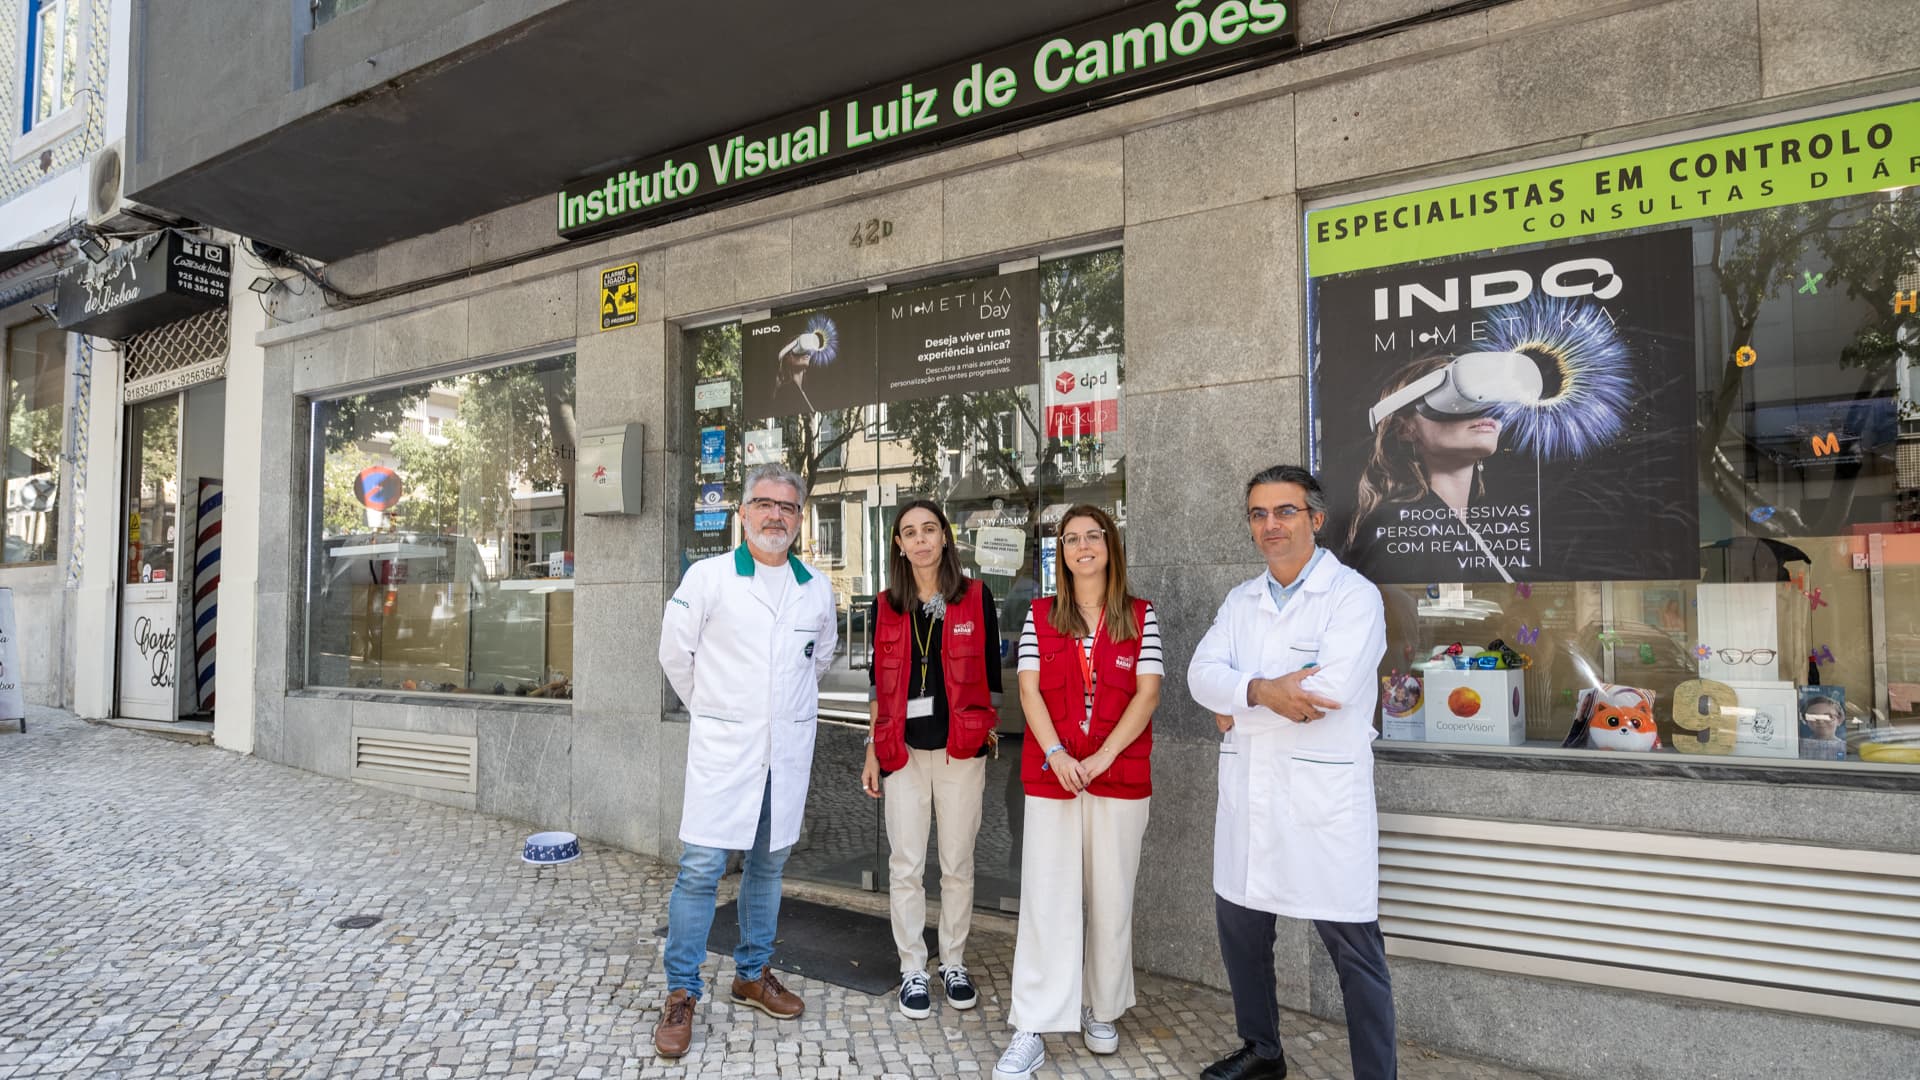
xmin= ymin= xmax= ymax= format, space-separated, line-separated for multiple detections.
xmin=1188 ymin=464 xmax=1397 ymax=1080
xmin=654 ymin=463 xmax=837 ymax=1059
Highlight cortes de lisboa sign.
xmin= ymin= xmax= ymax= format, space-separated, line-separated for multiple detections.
xmin=54 ymin=232 xmax=231 ymax=340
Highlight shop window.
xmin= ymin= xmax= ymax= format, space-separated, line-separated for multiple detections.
xmin=309 ymin=0 xmax=373 ymax=30
xmin=3 ymin=317 xmax=63 ymax=565
xmin=809 ymin=500 xmax=844 ymax=568
xmin=21 ymin=0 xmax=79 ymax=134
xmin=676 ymin=249 xmax=1126 ymax=663
xmin=675 ymin=249 xmax=1126 ymax=901
xmin=816 ymin=411 xmax=848 ymax=471
xmin=303 ymin=352 xmax=575 ymax=699
xmin=1305 ymin=98 xmax=1920 ymax=770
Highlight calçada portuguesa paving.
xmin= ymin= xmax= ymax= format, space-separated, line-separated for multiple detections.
xmin=0 ymin=708 xmax=1552 ymax=1080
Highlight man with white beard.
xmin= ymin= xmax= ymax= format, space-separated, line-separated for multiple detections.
xmin=653 ymin=463 xmax=837 ymax=1059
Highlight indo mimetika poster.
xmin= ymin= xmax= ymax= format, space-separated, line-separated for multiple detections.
xmin=1312 ymin=229 xmax=1697 ymax=584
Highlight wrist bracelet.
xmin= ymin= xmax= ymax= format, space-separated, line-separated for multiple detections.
xmin=1041 ymin=742 xmax=1066 ymax=771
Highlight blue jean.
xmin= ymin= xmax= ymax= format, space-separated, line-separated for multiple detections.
xmin=664 ymin=776 xmax=792 ymax=999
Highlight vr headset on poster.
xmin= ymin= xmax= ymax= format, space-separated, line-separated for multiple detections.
xmin=1366 ymin=350 xmax=1545 ymax=430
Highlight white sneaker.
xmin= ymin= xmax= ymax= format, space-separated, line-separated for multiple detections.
xmin=1081 ymin=1006 xmax=1120 ymax=1054
xmin=992 ymin=1030 xmax=1046 ymax=1080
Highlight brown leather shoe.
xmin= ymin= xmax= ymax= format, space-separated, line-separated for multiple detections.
xmin=653 ymin=989 xmax=696 ymax=1058
xmin=730 ymin=969 xmax=804 ymax=1019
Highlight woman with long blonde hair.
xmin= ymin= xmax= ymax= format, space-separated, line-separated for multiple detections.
xmin=991 ymin=505 xmax=1162 ymax=1080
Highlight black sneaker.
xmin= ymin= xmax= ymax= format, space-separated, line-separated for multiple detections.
xmin=898 ymin=970 xmax=932 ymax=1019
xmin=939 ymin=964 xmax=978 ymax=1010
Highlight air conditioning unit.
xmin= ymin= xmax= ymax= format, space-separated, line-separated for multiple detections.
xmin=86 ymin=141 xmax=177 ymax=232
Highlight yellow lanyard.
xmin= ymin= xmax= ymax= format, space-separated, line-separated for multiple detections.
xmin=913 ymin=607 xmax=938 ymax=693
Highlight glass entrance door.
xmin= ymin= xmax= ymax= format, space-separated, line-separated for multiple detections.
xmin=673 ymin=249 xmax=1128 ymax=911
xmin=117 ymin=397 xmax=181 ymax=721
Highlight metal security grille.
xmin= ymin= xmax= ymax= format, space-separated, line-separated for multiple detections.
xmin=123 ymin=307 xmax=229 ymax=384
xmin=1378 ymin=813 xmax=1920 ymax=1029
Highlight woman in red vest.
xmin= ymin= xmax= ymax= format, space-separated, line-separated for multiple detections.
xmin=861 ymin=499 xmax=1002 ymax=1021
xmin=992 ymin=504 xmax=1161 ymax=1080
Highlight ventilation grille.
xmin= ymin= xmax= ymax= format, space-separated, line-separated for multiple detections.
xmin=351 ymin=727 xmax=477 ymax=793
xmin=1379 ymin=814 xmax=1920 ymax=1027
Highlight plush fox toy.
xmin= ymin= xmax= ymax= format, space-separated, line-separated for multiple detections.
xmin=1584 ymin=690 xmax=1661 ymax=751
xmin=1563 ymin=685 xmax=1662 ymax=752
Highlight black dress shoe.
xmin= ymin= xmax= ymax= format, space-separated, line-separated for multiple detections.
xmin=1200 ymin=1043 xmax=1287 ymax=1080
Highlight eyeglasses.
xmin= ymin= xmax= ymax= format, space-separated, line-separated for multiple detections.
xmin=1430 ymin=639 xmax=1529 ymax=670
xmin=1247 ymin=505 xmax=1310 ymax=523
xmin=1715 ymin=648 xmax=1777 ymax=665
xmin=1465 ymin=639 xmax=1526 ymax=670
xmin=745 ymin=497 xmax=801 ymax=516
xmin=1061 ymin=529 xmax=1107 ymax=549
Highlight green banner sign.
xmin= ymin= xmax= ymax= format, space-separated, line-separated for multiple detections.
xmin=1306 ymin=99 xmax=1920 ymax=277
xmin=559 ymin=0 xmax=1297 ymax=240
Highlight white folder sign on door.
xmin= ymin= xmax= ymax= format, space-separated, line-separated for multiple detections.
xmin=0 ymin=588 xmax=24 ymax=720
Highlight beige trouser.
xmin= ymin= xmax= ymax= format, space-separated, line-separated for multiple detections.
xmin=883 ymin=746 xmax=987 ymax=973
xmin=1008 ymin=792 xmax=1152 ymax=1033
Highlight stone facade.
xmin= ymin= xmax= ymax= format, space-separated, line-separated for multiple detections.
xmin=236 ymin=3 xmax=1920 ymax=1076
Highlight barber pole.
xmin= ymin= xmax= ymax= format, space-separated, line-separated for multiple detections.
xmin=192 ymin=479 xmax=222 ymax=711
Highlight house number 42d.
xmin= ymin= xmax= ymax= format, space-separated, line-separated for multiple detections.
xmin=850 ymin=219 xmax=894 ymax=248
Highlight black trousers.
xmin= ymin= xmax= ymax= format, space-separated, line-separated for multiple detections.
xmin=1214 ymin=894 xmax=1398 ymax=1080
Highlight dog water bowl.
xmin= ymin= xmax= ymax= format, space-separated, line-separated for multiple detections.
xmin=522 ymin=831 xmax=580 ymax=865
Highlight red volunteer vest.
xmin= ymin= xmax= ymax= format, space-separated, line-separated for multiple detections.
xmin=872 ymin=579 xmax=996 ymax=771
xmin=1022 ymin=596 xmax=1153 ymax=800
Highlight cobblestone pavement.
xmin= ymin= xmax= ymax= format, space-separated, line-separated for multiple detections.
xmin=0 ymin=708 xmax=1553 ymax=1080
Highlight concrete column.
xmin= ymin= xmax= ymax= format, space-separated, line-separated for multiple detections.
xmin=68 ymin=332 xmax=124 ymax=721
xmin=213 ymin=240 xmax=271 ymax=752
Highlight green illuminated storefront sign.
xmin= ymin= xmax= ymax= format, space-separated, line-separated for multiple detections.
xmin=1306 ymin=99 xmax=1920 ymax=277
xmin=557 ymin=0 xmax=1297 ymax=239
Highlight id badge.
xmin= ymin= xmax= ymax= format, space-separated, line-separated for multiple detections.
xmin=906 ymin=696 xmax=935 ymax=719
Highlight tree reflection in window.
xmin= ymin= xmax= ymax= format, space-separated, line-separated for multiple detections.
xmin=884 ymin=249 xmax=1125 ymax=522
xmin=1699 ymin=194 xmax=1920 ymax=535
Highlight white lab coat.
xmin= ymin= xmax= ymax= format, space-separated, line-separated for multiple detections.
xmin=1188 ymin=549 xmax=1387 ymax=922
xmin=659 ymin=545 xmax=837 ymax=851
